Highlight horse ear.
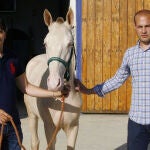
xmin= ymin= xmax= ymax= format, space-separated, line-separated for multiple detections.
xmin=66 ymin=8 xmax=74 ymax=27
xmin=43 ymin=9 xmax=53 ymax=26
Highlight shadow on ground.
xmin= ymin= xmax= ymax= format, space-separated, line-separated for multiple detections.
xmin=115 ymin=143 xmax=127 ymax=150
xmin=115 ymin=143 xmax=150 ymax=150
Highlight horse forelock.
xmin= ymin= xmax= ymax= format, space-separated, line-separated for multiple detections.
xmin=56 ymin=17 xmax=64 ymax=24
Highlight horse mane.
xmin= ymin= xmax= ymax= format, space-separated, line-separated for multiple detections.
xmin=56 ymin=17 xmax=64 ymax=24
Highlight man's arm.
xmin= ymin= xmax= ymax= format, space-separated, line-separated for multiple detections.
xmin=15 ymin=73 xmax=69 ymax=98
xmin=75 ymin=50 xmax=130 ymax=97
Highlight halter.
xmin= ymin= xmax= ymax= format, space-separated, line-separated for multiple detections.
xmin=47 ymin=46 xmax=75 ymax=81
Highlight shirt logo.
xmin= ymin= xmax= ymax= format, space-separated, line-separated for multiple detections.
xmin=10 ymin=62 xmax=16 ymax=75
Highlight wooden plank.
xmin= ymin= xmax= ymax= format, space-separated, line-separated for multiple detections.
xmin=94 ymin=0 xmax=103 ymax=112
xmin=144 ymin=0 xmax=150 ymax=9
xmin=126 ymin=0 xmax=136 ymax=111
xmin=81 ymin=0 xmax=88 ymax=112
xmin=86 ymin=0 xmax=95 ymax=112
xmin=136 ymin=0 xmax=144 ymax=11
xmin=110 ymin=0 xmax=120 ymax=112
xmin=128 ymin=0 xmax=136 ymax=45
xmin=102 ymin=0 xmax=111 ymax=112
xmin=118 ymin=0 xmax=128 ymax=112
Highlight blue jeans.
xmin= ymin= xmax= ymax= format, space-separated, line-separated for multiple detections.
xmin=127 ymin=119 xmax=150 ymax=150
xmin=0 ymin=122 xmax=23 ymax=150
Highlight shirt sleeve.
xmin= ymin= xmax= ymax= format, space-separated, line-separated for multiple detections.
xmin=93 ymin=50 xmax=130 ymax=97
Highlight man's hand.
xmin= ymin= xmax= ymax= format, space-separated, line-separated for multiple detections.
xmin=0 ymin=109 xmax=12 ymax=125
xmin=74 ymin=79 xmax=95 ymax=95
xmin=52 ymin=85 xmax=70 ymax=99
xmin=74 ymin=79 xmax=87 ymax=93
xmin=61 ymin=84 xmax=70 ymax=97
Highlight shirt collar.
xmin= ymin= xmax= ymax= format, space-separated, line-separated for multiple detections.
xmin=137 ymin=40 xmax=150 ymax=51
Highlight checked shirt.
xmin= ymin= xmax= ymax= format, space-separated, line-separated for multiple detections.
xmin=93 ymin=42 xmax=150 ymax=125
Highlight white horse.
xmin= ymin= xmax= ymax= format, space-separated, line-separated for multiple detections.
xmin=24 ymin=8 xmax=82 ymax=150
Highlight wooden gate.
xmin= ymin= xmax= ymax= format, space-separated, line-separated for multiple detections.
xmin=81 ymin=0 xmax=150 ymax=113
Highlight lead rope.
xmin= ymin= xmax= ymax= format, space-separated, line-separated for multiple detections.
xmin=0 ymin=124 xmax=4 ymax=150
xmin=0 ymin=118 xmax=26 ymax=150
xmin=46 ymin=96 xmax=65 ymax=150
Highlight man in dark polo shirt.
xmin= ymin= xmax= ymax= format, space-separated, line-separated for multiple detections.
xmin=0 ymin=17 xmax=69 ymax=150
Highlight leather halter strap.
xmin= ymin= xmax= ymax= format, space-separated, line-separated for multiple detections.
xmin=47 ymin=46 xmax=75 ymax=81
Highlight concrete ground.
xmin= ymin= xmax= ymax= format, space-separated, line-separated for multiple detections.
xmin=21 ymin=114 xmax=128 ymax=150
xmin=19 ymin=101 xmax=129 ymax=150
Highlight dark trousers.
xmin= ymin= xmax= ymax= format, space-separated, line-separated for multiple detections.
xmin=127 ymin=119 xmax=150 ymax=150
xmin=0 ymin=123 xmax=23 ymax=150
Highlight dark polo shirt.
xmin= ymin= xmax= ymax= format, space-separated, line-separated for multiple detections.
xmin=0 ymin=49 xmax=24 ymax=124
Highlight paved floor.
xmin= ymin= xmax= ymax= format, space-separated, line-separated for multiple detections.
xmin=21 ymin=114 xmax=129 ymax=150
xmin=19 ymin=102 xmax=129 ymax=150
xmin=18 ymin=101 xmax=150 ymax=150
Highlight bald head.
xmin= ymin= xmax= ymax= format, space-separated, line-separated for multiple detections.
xmin=134 ymin=9 xmax=150 ymax=25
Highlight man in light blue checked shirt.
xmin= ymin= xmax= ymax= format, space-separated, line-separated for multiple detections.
xmin=75 ymin=9 xmax=150 ymax=150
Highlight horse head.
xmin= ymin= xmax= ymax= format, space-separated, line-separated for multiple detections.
xmin=43 ymin=8 xmax=74 ymax=91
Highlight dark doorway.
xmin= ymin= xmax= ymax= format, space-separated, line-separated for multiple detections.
xmin=2 ymin=0 xmax=70 ymax=118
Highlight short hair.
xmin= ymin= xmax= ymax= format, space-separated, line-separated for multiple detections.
xmin=134 ymin=9 xmax=150 ymax=24
xmin=0 ymin=17 xmax=6 ymax=32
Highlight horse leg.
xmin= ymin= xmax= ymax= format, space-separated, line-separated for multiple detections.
xmin=64 ymin=124 xmax=79 ymax=150
xmin=28 ymin=114 xmax=39 ymax=150
xmin=44 ymin=121 xmax=57 ymax=150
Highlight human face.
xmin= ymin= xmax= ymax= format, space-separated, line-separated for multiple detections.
xmin=0 ymin=28 xmax=6 ymax=51
xmin=135 ymin=14 xmax=150 ymax=46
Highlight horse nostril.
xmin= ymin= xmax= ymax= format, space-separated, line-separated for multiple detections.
xmin=57 ymin=79 xmax=60 ymax=87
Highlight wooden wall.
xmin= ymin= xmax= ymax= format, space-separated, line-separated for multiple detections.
xmin=82 ymin=0 xmax=150 ymax=113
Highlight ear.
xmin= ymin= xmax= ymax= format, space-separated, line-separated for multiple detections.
xmin=43 ymin=9 xmax=53 ymax=26
xmin=66 ymin=8 xmax=74 ymax=27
